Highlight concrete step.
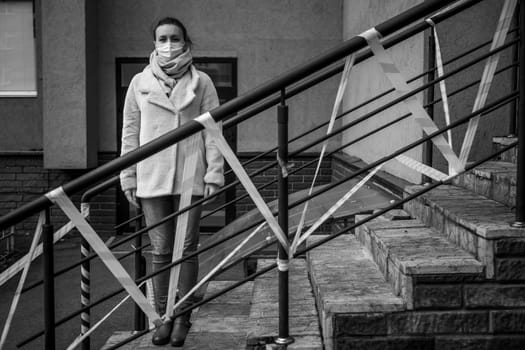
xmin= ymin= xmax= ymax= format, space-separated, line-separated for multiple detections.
xmin=453 ymin=161 xmax=516 ymax=208
xmin=355 ymin=214 xmax=484 ymax=309
xmin=246 ymin=259 xmax=323 ymax=350
xmin=101 ymin=281 xmax=253 ymax=349
xmin=306 ymin=235 xmax=405 ymax=350
xmin=404 ymin=184 xmax=525 ymax=280
xmin=493 ymin=136 xmax=517 ymax=164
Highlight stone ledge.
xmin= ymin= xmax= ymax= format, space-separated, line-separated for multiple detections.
xmin=357 ymin=217 xmax=484 ymax=276
xmin=404 ymin=185 xmax=525 ymax=240
xmin=307 ymin=235 xmax=405 ymax=350
xmin=356 ymin=215 xmax=483 ymax=309
xmin=453 ymin=161 xmax=516 ymax=208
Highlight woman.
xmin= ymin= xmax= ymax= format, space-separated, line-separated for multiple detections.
xmin=120 ymin=17 xmax=223 ymax=346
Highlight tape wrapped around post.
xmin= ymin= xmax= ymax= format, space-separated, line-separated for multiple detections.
xmin=292 ymin=54 xmax=356 ymax=251
xmin=0 ymin=211 xmax=45 ymax=349
xmin=195 ymin=112 xmax=290 ymax=252
xmin=66 ymin=281 xmax=149 ymax=350
xmin=277 ymin=258 xmax=289 ymax=272
xmin=459 ymin=0 xmax=517 ymax=165
xmin=44 ymin=187 xmax=162 ymax=327
xmin=276 ymin=154 xmax=293 ymax=178
xmin=359 ymin=27 xmax=463 ymax=175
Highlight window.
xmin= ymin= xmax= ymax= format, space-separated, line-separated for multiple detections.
xmin=0 ymin=1 xmax=37 ymax=97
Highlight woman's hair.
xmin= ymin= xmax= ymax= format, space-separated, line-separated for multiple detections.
xmin=152 ymin=17 xmax=193 ymax=48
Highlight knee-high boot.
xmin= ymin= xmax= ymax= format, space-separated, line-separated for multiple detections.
xmin=170 ymin=253 xmax=198 ymax=347
xmin=151 ymin=254 xmax=173 ymax=345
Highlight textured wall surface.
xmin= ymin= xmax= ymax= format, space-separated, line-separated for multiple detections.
xmin=41 ymin=0 xmax=97 ymax=168
xmin=96 ymin=0 xmax=343 ymax=154
xmin=341 ymin=0 xmax=425 ymax=184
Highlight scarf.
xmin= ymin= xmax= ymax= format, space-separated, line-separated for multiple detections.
xmin=150 ymin=48 xmax=193 ymax=90
xmin=149 ymin=48 xmax=199 ymax=111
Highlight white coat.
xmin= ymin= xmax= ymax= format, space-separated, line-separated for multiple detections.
xmin=120 ymin=65 xmax=224 ymax=198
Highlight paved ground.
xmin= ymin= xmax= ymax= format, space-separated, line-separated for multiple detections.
xmin=0 ymin=234 xmax=140 ymax=349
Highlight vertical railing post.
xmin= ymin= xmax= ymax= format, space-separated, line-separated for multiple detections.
xmin=134 ymin=207 xmax=146 ymax=331
xmin=275 ymin=89 xmax=294 ymax=347
xmin=424 ymin=28 xmax=436 ymax=184
xmin=80 ymin=202 xmax=91 ymax=350
xmin=43 ymin=207 xmax=56 ymax=349
xmin=510 ymin=4 xmax=520 ymax=136
xmin=514 ymin=0 xmax=525 ymax=227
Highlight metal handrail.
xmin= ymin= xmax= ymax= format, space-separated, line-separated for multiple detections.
xmin=18 ymin=88 xmax=517 ymax=348
xmin=20 ymin=42 xmax=517 ymax=297
xmin=0 ymin=0 xmax=479 ymax=231
xmin=104 ymin=107 xmax=520 ymax=350
xmin=116 ymin=34 xmax=519 ymax=231
xmin=9 ymin=0 xmax=514 ymax=347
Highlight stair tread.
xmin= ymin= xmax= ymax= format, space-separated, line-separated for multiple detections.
xmin=247 ymin=259 xmax=322 ymax=349
xmin=307 ymin=235 xmax=405 ymax=314
xmin=468 ymin=161 xmax=516 ymax=182
xmin=405 ymin=184 xmax=525 ymax=239
xmin=359 ymin=218 xmax=484 ymax=275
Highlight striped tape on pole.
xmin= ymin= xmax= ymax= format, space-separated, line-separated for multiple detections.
xmin=291 ymin=54 xmax=356 ymax=251
xmin=359 ymin=28 xmax=464 ymax=175
xmin=426 ymin=18 xmax=453 ymax=152
xmin=195 ymin=112 xmax=289 ymax=251
xmin=165 ymin=133 xmax=199 ymax=319
xmin=0 ymin=212 xmax=45 ymax=350
xmin=45 ymin=187 xmax=162 ymax=327
xmin=293 ymin=164 xmax=383 ymax=253
xmin=0 ymin=209 xmax=88 ymax=287
xmin=395 ymin=154 xmax=448 ymax=181
xmin=459 ymin=0 xmax=517 ymax=165
xmin=66 ymin=281 xmax=148 ymax=350
xmin=79 ymin=203 xmax=90 ymax=349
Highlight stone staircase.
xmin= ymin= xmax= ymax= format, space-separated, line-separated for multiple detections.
xmin=103 ymin=138 xmax=525 ymax=349
xmin=299 ymin=138 xmax=525 ymax=348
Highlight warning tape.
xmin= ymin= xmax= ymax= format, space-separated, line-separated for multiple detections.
xmin=45 ymin=187 xmax=162 ymax=327
xmin=395 ymin=154 xmax=448 ymax=181
xmin=0 ymin=206 xmax=89 ymax=287
xmin=293 ymin=164 xmax=383 ymax=252
xmin=173 ymin=222 xmax=265 ymax=313
xmin=426 ymin=18 xmax=453 ymax=152
xmin=359 ymin=28 xmax=464 ymax=174
xmin=459 ymin=0 xmax=517 ymax=165
xmin=0 ymin=211 xmax=45 ymax=350
xmin=291 ymin=54 xmax=356 ymax=251
xmin=165 ymin=133 xmax=199 ymax=319
xmin=66 ymin=280 xmax=148 ymax=350
xmin=195 ymin=112 xmax=289 ymax=251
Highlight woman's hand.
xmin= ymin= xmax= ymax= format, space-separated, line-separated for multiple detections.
xmin=204 ymin=183 xmax=220 ymax=203
xmin=124 ymin=189 xmax=140 ymax=208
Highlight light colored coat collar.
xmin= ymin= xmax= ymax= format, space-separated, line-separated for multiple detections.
xmin=138 ymin=65 xmax=200 ymax=113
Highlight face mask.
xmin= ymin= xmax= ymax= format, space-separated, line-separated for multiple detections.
xmin=156 ymin=42 xmax=185 ymax=59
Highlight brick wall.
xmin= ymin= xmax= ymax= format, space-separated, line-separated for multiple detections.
xmin=0 ymin=152 xmax=118 ymax=251
xmin=235 ymin=153 xmax=332 ymax=216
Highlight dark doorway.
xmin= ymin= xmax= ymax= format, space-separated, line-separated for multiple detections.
xmin=115 ymin=57 xmax=238 ymax=233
